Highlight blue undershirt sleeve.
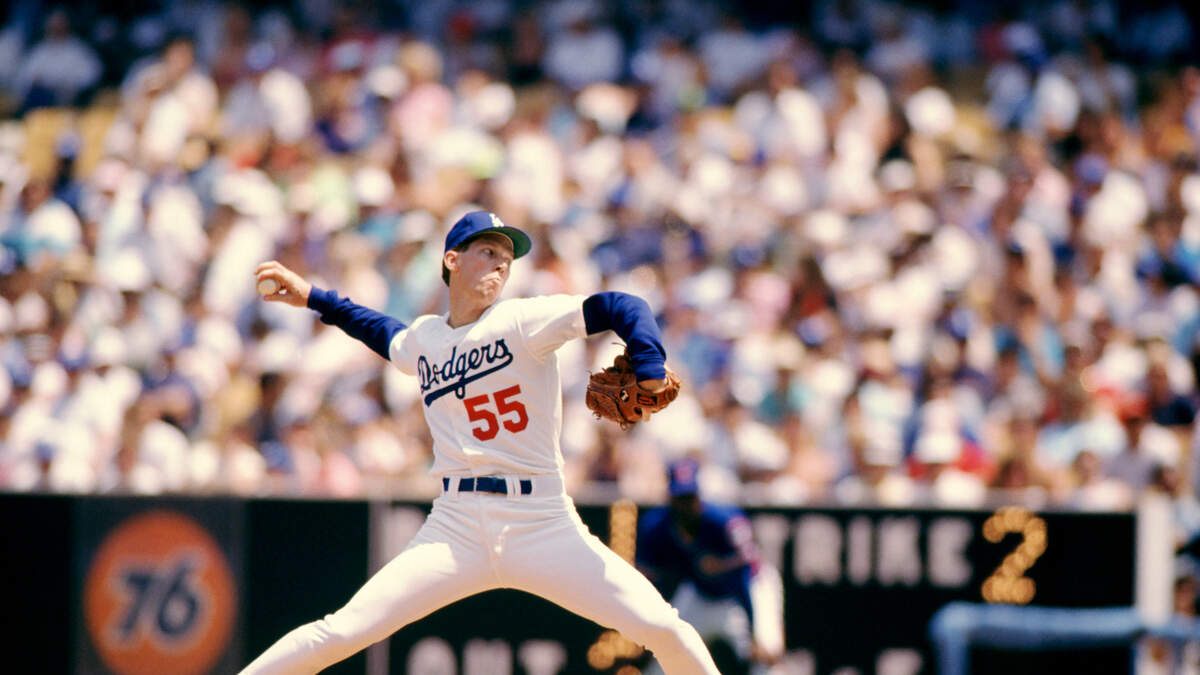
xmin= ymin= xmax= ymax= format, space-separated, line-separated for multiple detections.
xmin=307 ymin=286 xmax=407 ymax=361
xmin=581 ymin=292 xmax=667 ymax=381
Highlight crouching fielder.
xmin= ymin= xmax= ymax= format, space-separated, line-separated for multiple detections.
xmin=241 ymin=211 xmax=719 ymax=674
xmin=638 ymin=459 xmax=786 ymax=674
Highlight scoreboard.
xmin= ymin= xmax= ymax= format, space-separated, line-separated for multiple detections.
xmin=754 ymin=505 xmax=1137 ymax=674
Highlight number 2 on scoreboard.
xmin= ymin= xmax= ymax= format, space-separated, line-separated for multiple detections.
xmin=981 ymin=506 xmax=1047 ymax=604
xmin=463 ymin=385 xmax=529 ymax=441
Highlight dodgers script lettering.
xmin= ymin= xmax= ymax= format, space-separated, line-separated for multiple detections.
xmin=417 ymin=340 xmax=514 ymax=406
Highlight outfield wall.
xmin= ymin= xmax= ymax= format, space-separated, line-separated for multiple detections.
xmin=1 ymin=494 xmax=1151 ymax=674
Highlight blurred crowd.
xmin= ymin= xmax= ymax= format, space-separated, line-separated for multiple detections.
xmin=0 ymin=0 xmax=1198 ymax=530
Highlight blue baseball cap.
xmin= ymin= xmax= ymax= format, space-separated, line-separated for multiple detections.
xmin=667 ymin=458 xmax=701 ymax=497
xmin=442 ymin=211 xmax=532 ymax=284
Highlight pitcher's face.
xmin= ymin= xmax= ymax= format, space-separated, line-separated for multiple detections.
xmin=446 ymin=233 xmax=514 ymax=304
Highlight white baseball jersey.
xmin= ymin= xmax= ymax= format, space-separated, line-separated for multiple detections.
xmin=387 ymin=294 xmax=587 ymax=477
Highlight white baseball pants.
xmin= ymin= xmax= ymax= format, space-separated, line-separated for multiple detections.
xmin=240 ymin=479 xmax=719 ymax=674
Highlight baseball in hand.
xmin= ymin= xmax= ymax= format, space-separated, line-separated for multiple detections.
xmin=257 ymin=278 xmax=280 ymax=295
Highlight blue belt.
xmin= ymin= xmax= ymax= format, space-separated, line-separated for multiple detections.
xmin=443 ymin=476 xmax=533 ymax=495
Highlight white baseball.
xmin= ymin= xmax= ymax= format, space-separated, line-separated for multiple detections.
xmin=257 ymin=278 xmax=280 ymax=295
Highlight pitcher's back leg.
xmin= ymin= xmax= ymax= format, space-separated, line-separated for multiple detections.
xmin=241 ymin=509 xmax=495 ymax=674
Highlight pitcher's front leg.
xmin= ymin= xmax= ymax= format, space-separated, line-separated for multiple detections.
xmin=502 ymin=515 xmax=720 ymax=675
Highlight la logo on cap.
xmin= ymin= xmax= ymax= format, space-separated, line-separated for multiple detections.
xmin=490 ymin=213 xmax=504 ymax=228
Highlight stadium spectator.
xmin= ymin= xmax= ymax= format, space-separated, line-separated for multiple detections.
xmin=14 ymin=9 xmax=101 ymax=111
xmin=542 ymin=1 xmax=623 ymax=91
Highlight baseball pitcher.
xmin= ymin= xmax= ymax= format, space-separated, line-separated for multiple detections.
xmin=241 ymin=211 xmax=718 ymax=673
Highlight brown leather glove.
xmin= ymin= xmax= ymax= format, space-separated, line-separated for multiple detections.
xmin=585 ymin=350 xmax=681 ymax=429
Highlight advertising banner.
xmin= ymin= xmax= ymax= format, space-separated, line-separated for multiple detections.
xmin=73 ymin=498 xmax=245 ymax=675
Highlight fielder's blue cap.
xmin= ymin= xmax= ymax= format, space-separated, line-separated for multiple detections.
xmin=667 ymin=458 xmax=701 ymax=497
xmin=442 ymin=211 xmax=531 ymax=284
